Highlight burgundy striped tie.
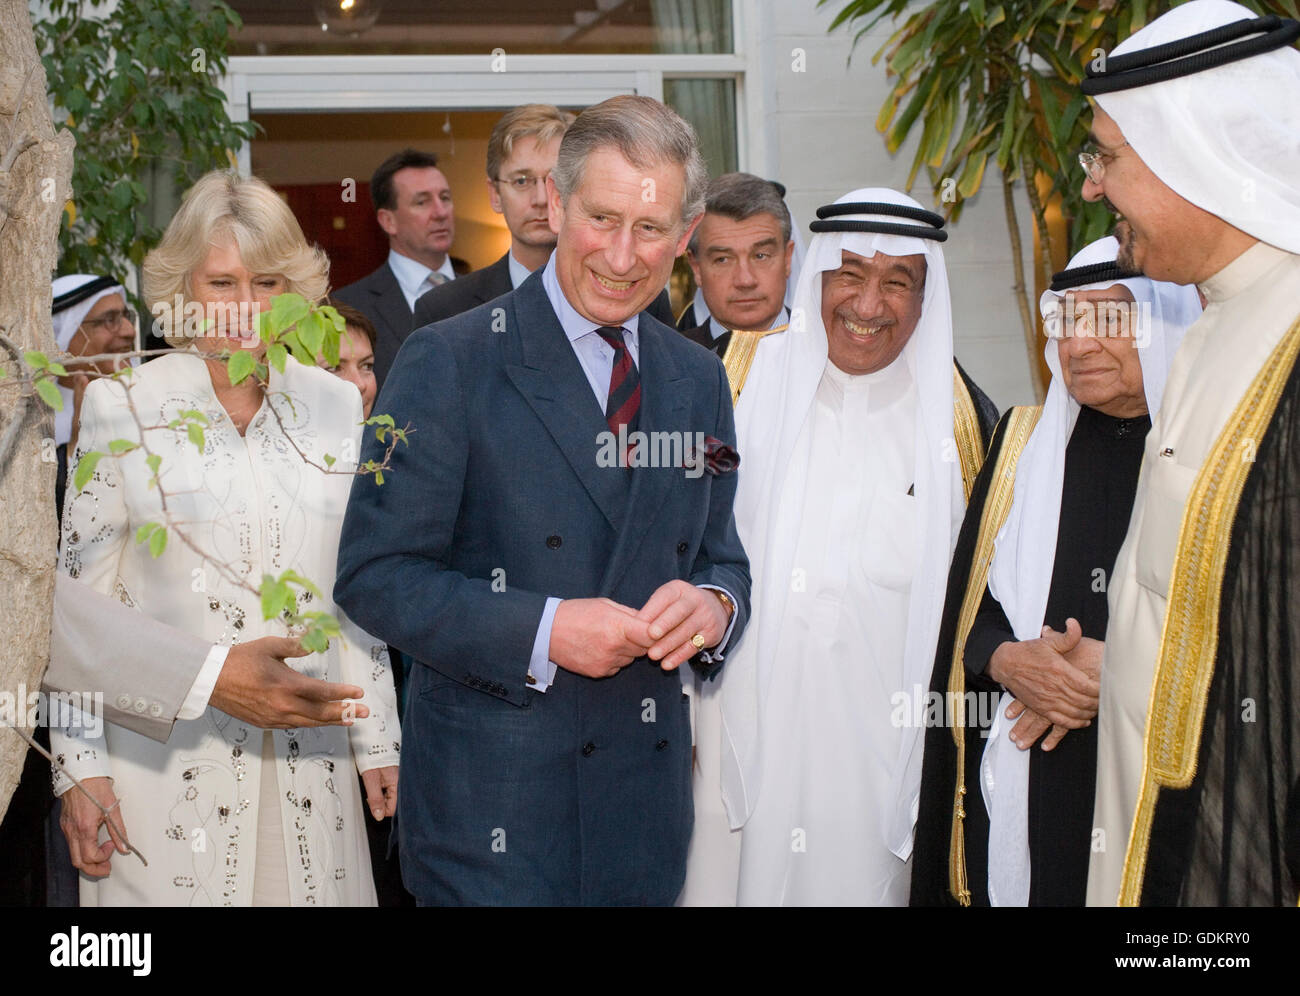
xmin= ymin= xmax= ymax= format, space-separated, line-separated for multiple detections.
xmin=598 ymin=326 xmax=640 ymax=441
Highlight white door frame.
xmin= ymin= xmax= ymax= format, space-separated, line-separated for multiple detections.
xmin=221 ymin=53 xmax=748 ymax=175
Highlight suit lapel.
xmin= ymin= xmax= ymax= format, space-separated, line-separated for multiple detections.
xmin=503 ymin=275 xmax=627 ymax=530
xmin=599 ymin=319 xmax=691 ymax=593
xmin=474 ymin=255 xmax=513 ymax=306
xmin=371 ymin=264 xmax=415 ymax=343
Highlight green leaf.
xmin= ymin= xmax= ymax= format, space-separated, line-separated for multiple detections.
xmin=227 ymin=350 xmax=256 ymax=385
xmin=374 ymin=469 xmax=384 ymax=486
xmin=135 ymin=522 xmax=158 ymax=545
xmin=260 ymin=575 xmax=289 ymax=621
xmin=278 ymin=569 xmax=323 ymax=600
xmin=298 ymin=311 xmax=326 ymax=358
xmin=73 ymin=450 xmax=103 ymax=491
xmin=265 ymin=294 xmax=310 ymax=338
xmin=148 ymin=526 xmax=167 ymax=558
xmin=323 ymin=453 xmax=336 ymax=468
xmin=300 ymin=626 xmax=329 ymax=654
xmin=267 ymin=342 xmax=288 ymax=374
xmin=47 ymin=362 xmax=69 ymax=377
xmin=108 ymin=438 xmax=138 ymax=454
xmin=186 ymin=422 xmax=205 ymax=451
xmin=35 ymin=378 xmax=63 ymax=411
xmin=24 ymin=350 xmax=48 ymax=371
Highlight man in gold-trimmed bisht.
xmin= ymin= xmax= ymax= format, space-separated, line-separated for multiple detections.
xmin=680 ymin=188 xmax=998 ymax=905
xmin=910 ymin=238 xmax=1200 ymax=907
xmin=1077 ymin=0 xmax=1300 ymax=906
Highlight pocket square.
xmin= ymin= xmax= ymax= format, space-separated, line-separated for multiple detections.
xmin=687 ymin=435 xmax=739 ymax=477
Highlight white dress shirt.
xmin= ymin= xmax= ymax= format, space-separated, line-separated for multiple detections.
xmin=387 ymin=249 xmax=456 ymax=312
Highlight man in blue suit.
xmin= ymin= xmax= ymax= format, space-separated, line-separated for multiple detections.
xmin=335 ymin=95 xmax=750 ymax=906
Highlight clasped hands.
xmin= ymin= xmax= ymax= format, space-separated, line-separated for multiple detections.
xmin=986 ymin=617 xmax=1103 ymax=752
xmin=549 ymin=580 xmax=731 ymax=679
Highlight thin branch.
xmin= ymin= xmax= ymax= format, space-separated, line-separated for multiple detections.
xmin=1002 ymin=174 xmax=1045 ymax=403
xmin=5 ymin=725 xmax=148 ymax=867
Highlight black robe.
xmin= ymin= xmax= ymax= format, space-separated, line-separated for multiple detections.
xmin=911 ymin=404 xmax=1148 ymax=906
xmin=1138 ymin=353 xmax=1300 ymax=906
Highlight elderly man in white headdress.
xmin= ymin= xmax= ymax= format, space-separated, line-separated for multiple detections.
xmin=910 ymin=237 xmax=1201 ymax=907
xmin=49 ymin=274 xmax=136 ymax=510
xmin=681 ymin=188 xmax=998 ymax=906
xmin=1074 ymin=0 xmax=1300 ymax=906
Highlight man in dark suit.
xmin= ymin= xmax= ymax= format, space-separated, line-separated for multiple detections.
xmin=335 ymin=95 xmax=751 ymax=906
xmin=413 ymin=105 xmax=677 ymax=331
xmin=679 ymin=173 xmax=795 ymax=358
xmin=334 ymin=148 xmax=469 ymax=388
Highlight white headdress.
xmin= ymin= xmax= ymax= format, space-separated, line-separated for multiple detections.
xmin=719 ymin=187 xmax=963 ymax=860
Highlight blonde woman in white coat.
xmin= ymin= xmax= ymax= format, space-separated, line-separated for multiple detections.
xmin=51 ymin=172 xmax=400 ymax=906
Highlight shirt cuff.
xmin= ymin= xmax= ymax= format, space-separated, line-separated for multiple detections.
xmin=177 ymin=644 xmax=230 ymax=720
xmin=696 ymin=585 xmax=738 ymax=663
xmin=527 ymin=597 xmax=561 ymax=693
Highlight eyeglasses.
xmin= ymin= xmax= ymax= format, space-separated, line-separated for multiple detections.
xmin=1078 ymin=141 xmax=1130 ymax=185
xmin=494 ymin=173 xmax=549 ymax=193
xmin=80 ymin=309 xmax=136 ymax=332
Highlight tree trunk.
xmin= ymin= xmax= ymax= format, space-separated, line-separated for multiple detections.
xmin=0 ymin=0 xmax=75 ymax=820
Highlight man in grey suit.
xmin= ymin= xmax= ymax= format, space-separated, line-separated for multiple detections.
xmin=336 ymin=95 xmax=751 ymax=906
xmin=334 ymin=149 xmax=468 ymax=388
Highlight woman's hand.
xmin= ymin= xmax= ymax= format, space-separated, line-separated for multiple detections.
xmin=361 ymin=765 xmax=398 ymax=820
xmin=59 ymin=776 xmax=130 ymax=877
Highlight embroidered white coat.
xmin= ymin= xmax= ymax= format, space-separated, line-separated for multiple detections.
xmin=51 ymin=351 xmax=400 ymax=906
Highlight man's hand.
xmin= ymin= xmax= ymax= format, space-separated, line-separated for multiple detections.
xmin=636 ymin=581 xmax=730 ymax=672
xmin=361 ymin=765 xmax=398 ymax=821
xmin=549 ymin=598 xmax=656 ymax=678
xmin=210 ymin=636 xmax=369 ymax=729
xmin=60 ymin=776 xmax=129 ymax=878
xmin=1004 ymin=699 xmax=1071 ymax=751
xmin=986 ymin=618 xmax=1099 ymax=728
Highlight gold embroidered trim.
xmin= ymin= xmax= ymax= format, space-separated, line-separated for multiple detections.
xmin=946 ymin=405 xmax=1042 ymax=905
xmin=722 ymin=324 xmax=788 ymax=405
xmin=953 ymin=367 xmax=984 ymax=502
xmin=1118 ymin=314 xmax=1300 ymax=907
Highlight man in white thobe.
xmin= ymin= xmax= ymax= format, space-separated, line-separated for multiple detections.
xmin=1079 ymin=1 xmax=1300 ymax=905
xmin=682 ymin=188 xmax=996 ymax=906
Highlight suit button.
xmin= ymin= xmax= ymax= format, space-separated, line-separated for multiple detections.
xmin=133 ymin=697 xmax=148 ymax=714
xmin=581 ymin=742 xmax=596 ymax=757
xmin=546 ymin=534 xmax=562 ymax=549
xmin=656 ymin=739 xmax=669 ymax=751
xmin=116 ymin=694 xmax=131 ymax=710
xmin=676 ymin=541 xmax=688 ymax=554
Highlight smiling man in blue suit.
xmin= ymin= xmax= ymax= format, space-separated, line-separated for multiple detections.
xmin=335 ymin=95 xmax=750 ymax=906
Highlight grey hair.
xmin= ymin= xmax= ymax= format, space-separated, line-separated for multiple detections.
xmin=687 ymin=172 xmax=793 ymax=255
xmin=550 ymin=95 xmax=707 ymax=227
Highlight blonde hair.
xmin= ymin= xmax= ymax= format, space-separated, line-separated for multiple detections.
xmin=143 ymin=171 xmax=329 ymax=338
xmin=486 ymin=104 xmax=576 ymax=180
